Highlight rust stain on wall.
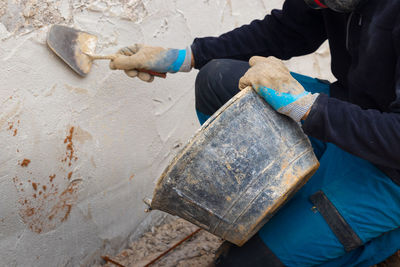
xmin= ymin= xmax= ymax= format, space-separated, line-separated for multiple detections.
xmin=11 ymin=125 xmax=86 ymax=234
xmin=7 ymin=120 xmax=19 ymax=136
xmin=13 ymin=176 xmax=81 ymax=234
xmin=62 ymin=127 xmax=78 ymax=166
xmin=20 ymin=159 xmax=31 ymax=167
xmin=49 ymin=174 xmax=56 ymax=182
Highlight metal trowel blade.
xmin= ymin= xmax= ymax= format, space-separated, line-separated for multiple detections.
xmin=47 ymin=25 xmax=98 ymax=77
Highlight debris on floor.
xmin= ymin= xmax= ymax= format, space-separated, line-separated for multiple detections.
xmin=101 ymin=217 xmax=400 ymax=267
xmin=102 ymin=218 xmax=223 ymax=267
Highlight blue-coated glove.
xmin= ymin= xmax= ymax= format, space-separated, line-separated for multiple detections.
xmin=109 ymin=44 xmax=192 ymax=82
xmin=239 ymin=56 xmax=319 ymax=122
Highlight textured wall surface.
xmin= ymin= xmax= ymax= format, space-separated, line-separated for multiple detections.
xmin=0 ymin=0 xmax=334 ymax=266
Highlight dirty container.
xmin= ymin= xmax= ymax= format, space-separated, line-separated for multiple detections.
xmin=149 ymin=87 xmax=319 ymax=246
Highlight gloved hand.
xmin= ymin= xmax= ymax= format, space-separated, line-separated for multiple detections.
xmin=239 ymin=56 xmax=319 ymax=122
xmin=109 ymin=44 xmax=192 ymax=82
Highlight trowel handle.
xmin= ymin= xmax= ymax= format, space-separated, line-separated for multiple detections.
xmin=138 ymin=70 xmax=167 ymax=79
xmin=89 ymin=54 xmax=167 ymax=78
xmin=89 ymin=54 xmax=117 ymax=60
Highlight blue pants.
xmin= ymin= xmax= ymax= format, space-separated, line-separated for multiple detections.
xmin=195 ymin=59 xmax=400 ymax=266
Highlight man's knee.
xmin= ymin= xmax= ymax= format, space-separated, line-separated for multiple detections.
xmin=195 ymin=59 xmax=228 ymax=107
xmin=195 ymin=59 xmax=249 ymax=115
xmin=195 ymin=59 xmax=223 ymax=88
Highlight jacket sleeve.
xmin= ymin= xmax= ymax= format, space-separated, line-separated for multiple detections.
xmin=191 ymin=0 xmax=327 ymax=69
xmin=302 ymin=94 xmax=400 ymax=170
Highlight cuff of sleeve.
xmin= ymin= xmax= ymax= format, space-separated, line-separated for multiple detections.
xmin=179 ymin=46 xmax=193 ymax=72
xmin=302 ymin=93 xmax=328 ymax=135
xmin=278 ymin=93 xmax=319 ymax=122
xmin=191 ymin=40 xmax=206 ymax=69
xmin=296 ymin=93 xmax=319 ymax=122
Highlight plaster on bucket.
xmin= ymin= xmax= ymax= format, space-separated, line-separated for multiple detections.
xmin=149 ymin=87 xmax=319 ymax=246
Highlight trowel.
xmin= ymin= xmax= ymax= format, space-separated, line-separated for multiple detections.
xmin=47 ymin=24 xmax=166 ymax=78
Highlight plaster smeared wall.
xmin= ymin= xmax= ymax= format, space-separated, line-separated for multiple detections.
xmin=0 ymin=0 xmax=333 ymax=266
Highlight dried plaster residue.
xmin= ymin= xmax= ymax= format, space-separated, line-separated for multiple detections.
xmin=13 ymin=176 xmax=81 ymax=234
xmin=0 ymin=0 xmax=65 ymax=34
xmin=0 ymin=0 xmax=149 ymax=35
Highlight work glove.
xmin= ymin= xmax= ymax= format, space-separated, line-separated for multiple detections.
xmin=109 ymin=44 xmax=192 ymax=82
xmin=239 ymin=56 xmax=319 ymax=122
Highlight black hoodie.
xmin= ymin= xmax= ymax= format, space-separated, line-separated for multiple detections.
xmin=191 ymin=0 xmax=400 ymax=184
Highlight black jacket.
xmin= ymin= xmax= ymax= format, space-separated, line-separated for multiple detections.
xmin=191 ymin=0 xmax=400 ymax=184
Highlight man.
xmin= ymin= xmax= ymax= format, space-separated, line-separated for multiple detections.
xmin=109 ymin=0 xmax=400 ymax=265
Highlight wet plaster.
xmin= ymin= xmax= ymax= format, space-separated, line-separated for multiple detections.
xmin=0 ymin=0 xmax=333 ymax=266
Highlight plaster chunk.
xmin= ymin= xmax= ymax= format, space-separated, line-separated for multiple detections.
xmin=22 ymin=0 xmax=64 ymax=29
xmin=1 ymin=0 xmax=67 ymax=34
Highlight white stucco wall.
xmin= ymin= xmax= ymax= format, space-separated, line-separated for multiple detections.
xmin=0 ymin=0 xmax=334 ymax=266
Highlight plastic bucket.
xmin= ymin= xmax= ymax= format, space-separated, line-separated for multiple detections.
xmin=150 ymin=87 xmax=319 ymax=246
